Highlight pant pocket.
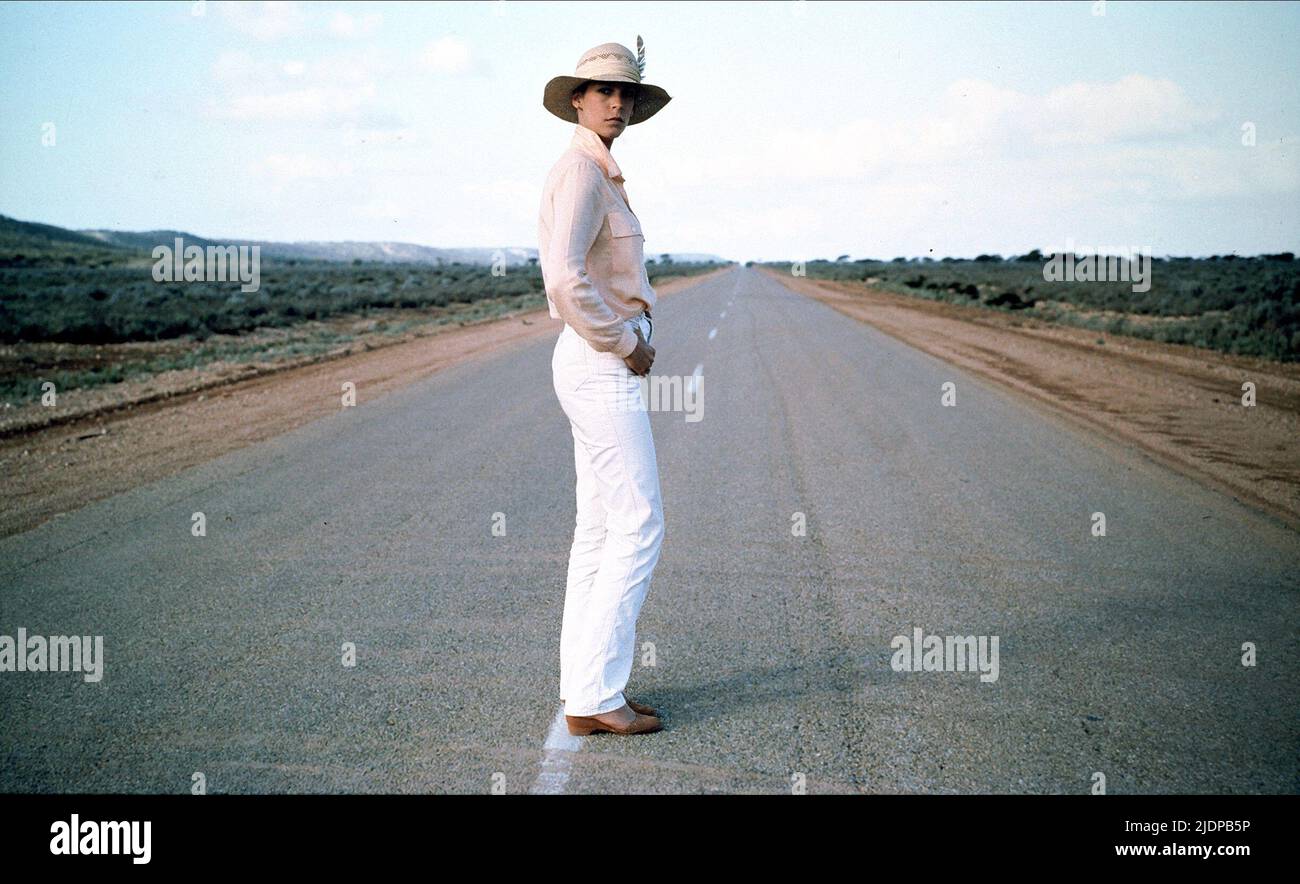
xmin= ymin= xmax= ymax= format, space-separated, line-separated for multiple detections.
xmin=552 ymin=334 xmax=590 ymax=396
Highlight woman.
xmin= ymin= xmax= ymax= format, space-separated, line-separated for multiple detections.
xmin=538 ymin=37 xmax=672 ymax=736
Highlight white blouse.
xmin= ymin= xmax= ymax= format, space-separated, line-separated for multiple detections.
xmin=538 ymin=124 xmax=657 ymax=358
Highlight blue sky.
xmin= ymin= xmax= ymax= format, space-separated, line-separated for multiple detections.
xmin=1 ymin=0 xmax=1296 ymax=261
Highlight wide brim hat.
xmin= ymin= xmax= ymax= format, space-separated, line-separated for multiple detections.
xmin=543 ymin=35 xmax=672 ymax=126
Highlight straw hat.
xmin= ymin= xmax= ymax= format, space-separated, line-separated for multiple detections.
xmin=543 ymin=35 xmax=672 ymax=126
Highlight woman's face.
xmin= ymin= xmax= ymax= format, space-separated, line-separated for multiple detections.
xmin=572 ymin=81 xmax=637 ymax=142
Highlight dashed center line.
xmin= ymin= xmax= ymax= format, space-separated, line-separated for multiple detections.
xmin=686 ymin=363 xmax=703 ymax=396
xmin=529 ymin=706 xmax=583 ymax=794
xmin=708 ymin=327 xmax=717 ymax=340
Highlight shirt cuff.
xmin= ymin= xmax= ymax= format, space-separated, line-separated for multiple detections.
xmin=612 ymin=325 xmax=639 ymax=359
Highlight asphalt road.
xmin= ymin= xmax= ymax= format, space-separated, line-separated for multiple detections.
xmin=2 ymin=265 xmax=1297 ymax=794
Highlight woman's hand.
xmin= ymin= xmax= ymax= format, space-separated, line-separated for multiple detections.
xmin=623 ymin=326 xmax=655 ymax=376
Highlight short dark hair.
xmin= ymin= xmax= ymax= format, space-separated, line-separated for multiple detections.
xmin=571 ymin=80 xmax=638 ymax=101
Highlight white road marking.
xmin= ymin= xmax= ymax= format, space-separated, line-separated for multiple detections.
xmin=529 ymin=706 xmax=583 ymax=794
xmin=720 ymin=310 xmax=726 ymax=318
xmin=708 ymin=327 xmax=717 ymax=340
xmin=686 ymin=363 xmax=703 ymax=396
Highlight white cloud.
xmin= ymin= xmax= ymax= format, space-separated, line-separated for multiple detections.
xmin=214 ymin=0 xmax=307 ymax=42
xmin=329 ymin=11 xmax=382 ymax=38
xmin=213 ymin=83 xmax=377 ymax=122
xmin=211 ymin=49 xmax=266 ymax=86
xmin=356 ymin=197 xmax=409 ymax=220
xmin=460 ymin=178 xmax=536 ymax=199
xmin=652 ymin=74 xmax=1282 ymax=206
xmin=340 ymin=126 xmax=418 ymax=147
xmin=630 ymin=73 xmax=1294 ymax=258
xmin=1072 ymin=137 xmax=1300 ymax=199
xmin=674 ymin=203 xmax=823 ymax=254
xmin=420 ymin=37 xmax=474 ymax=74
xmin=206 ymin=47 xmax=394 ymax=124
xmin=255 ymin=153 xmax=354 ymax=181
xmin=1032 ymin=74 xmax=1221 ymax=145
xmin=461 ymin=178 xmax=542 ymax=227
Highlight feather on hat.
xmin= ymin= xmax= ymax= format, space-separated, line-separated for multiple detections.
xmin=543 ymin=36 xmax=672 ymax=126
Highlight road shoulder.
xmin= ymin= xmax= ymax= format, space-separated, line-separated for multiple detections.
xmin=0 ymin=267 xmax=730 ymax=539
xmin=763 ymin=267 xmax=1300 ymax=533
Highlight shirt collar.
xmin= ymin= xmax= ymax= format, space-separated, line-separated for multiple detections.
xmin=571 ymin=124 xmax=624 ymax=183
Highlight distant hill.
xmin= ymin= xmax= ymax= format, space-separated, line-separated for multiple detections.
xmin=232 ymin=241 xmax=541 ymax=266
xmin=82 ymin=230 xmax=721 ymax=266
xmin=79 ymin=227 xmax=224 ymax=252
xmin=0 ymin=215 xmax=129 ymax=251
xmin=78 ymin=227 xmax=524 ymax=265
xmin=0 ymin=214 xmax=725 ymax=267
xmin=0 ymin=215 xmax=141 ymax=267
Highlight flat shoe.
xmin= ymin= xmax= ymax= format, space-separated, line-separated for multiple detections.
xmin=566 ymin=710 xmax=663 ymax=736
xmin=625 ymin=697 xmax=658 ymax=716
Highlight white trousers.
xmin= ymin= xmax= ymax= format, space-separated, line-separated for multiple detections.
xmin=551 ymin=313 xmax=665 ymax=716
